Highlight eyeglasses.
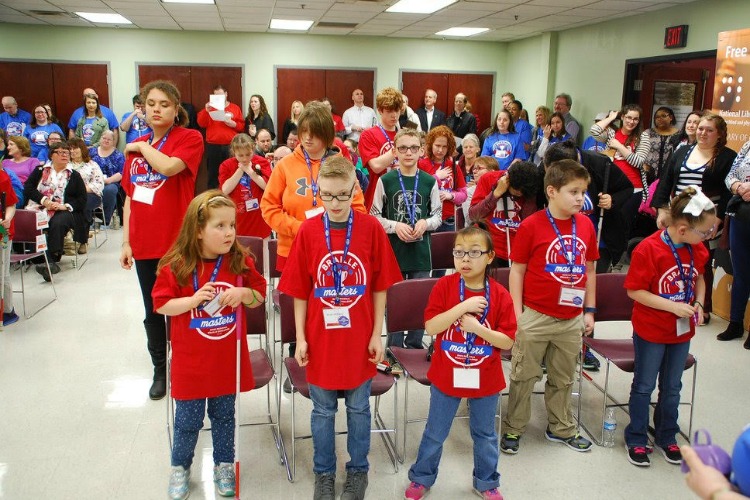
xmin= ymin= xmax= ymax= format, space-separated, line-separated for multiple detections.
xmin=52 ymin=150 xmax=70 ymax=155
xmin=396 ymin=145 xmax=421 ymax=154
xmin=452 ymin=249 xmax=491 ymax=259
xmin=690 ymin=226 xmax=715 ymax=239
xmin=318 ymin=185 xmax=355 ymax=202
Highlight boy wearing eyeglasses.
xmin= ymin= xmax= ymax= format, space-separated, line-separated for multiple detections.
xmin=371 ymin=128 xmax=442 ymax=349
xmin=501 ymin=160 xmax=598 ymax=455
xmin=279 ymin=156 xmax=402 ymax=500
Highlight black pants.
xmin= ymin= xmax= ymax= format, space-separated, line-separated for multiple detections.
xmin=206 ymin=143 xmax=231 ymax=190
xmin=45 ymin=210 xmax=86 ymax=260
xmin=135 ymin=258 xmax=166 ymax=378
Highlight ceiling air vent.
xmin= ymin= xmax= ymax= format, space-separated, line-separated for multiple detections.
xmin=28 ymin=10 xmax=75 ymax=17
xmin=316 ymin=21 xmax=358 ymax=29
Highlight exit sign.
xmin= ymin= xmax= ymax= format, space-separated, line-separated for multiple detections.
xmin=664 ymin=25 xmax=688 ymax=49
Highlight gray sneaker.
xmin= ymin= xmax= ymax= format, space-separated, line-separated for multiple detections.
xmin=168 ymin=466 xmax=191 ymax=500
xmin=341 ymin=470 xmax=368 ymax=500
xmin=313 ymin=472 xmax=336 ymax=500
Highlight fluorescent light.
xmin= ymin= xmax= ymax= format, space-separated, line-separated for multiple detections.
xmin=76 ymin=12 xmax=132 ymax=24
xmin=161 ymin=0 xmax=215 ymax=4
xmin=387 ymin=0 xmax=457 ymax=14
xmin=436 ymin=27 xmax=489 ymax=37
xmin=270 ymin=19 xmax=313 ymax=31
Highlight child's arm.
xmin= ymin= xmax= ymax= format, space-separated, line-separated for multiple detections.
xmin=457 ymin=314 xmax=514 ymax=350
xmin=627 ymin=288 xmax=695 ymax=318
xmin=368 ymin=290 xmax=386 ymax=364
xmin=293 ymin=298 xmax=309 ymax=367
xmin=694 ymin=275 xmax=707 ymax=326
xmin=425 ymin=295 xmax=487 ymax=336
xmin=218 ymin=286 xmax=265 ymax=309
xmin=156 ymin=282 xmax=216 ymax=316
xmin=583 ymin=260 xmax=596 ymax=336
xmin=509 ymin=262 xmax=526 ymax=320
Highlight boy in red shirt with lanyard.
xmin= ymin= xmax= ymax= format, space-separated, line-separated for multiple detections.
xmin=623 ymin=186 xmax=712 ymax=467
xmin=278 ymin=157 xmax=402 ymax=500
xmin=358 ymin=87 xmax=403 ymax=210
xmin=501 ymin=159 xmax=597 ymax=454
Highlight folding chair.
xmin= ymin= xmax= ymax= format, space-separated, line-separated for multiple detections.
xmin=91 ymin=201 xmax=108 ymax=249
xmin=277 ymin=292 xmax=399 ymax=481
xmin=429 ymin=230 xmax=456 ymax=273
xmin=10 ymin=209 xmax=58 ymax=318
xmin=576 ymin=273 xmax=698 ymax=446
xmin=267 ymin=239 xmax=283 ymax=366
xmin=386 ymin=277 xmax=439 ymax=463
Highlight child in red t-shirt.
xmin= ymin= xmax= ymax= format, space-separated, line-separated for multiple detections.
xmin=418 ymin=125 xmax=467 ymax=232
xmin=502 ymin=159 xmax=598 ymax=454
xmin=219 ymin=133 xmax=272 ymax=238
xmin=405 ymin=226 xmax=516 ymax=500
xmin=623 ymin=186 xmax=712 ymax=467
xmin=278 ymin=157 xmax=402 ymax=500
xmin=152 ymin=191 xmax=266 ymax=500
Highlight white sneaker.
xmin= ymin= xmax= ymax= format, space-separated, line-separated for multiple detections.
xmin=213 ymin=462 xmax=236 ymax=497
xmin=168 ymin=466 xmax=190 ymax=500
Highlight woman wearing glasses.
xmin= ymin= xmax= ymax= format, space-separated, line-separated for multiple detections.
xmin=23 ymin=141 xmax=87 ymax=280
xmin=644 ymin=106 xmax=680 ymax=181
xmin=652 ymin=112 xmax=736 ymax=326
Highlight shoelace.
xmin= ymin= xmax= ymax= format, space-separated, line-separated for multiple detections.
xmin=666 ymin=444 xmax=680 ymax=453
xmin=632 ymin=446 xmax=648 ymax=455
xmin=215 ymin=465 xmax=234 ymax=481
xmin=320 ymin=476 xmax=335 ymax=496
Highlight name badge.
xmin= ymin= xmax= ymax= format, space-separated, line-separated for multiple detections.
xmin=36 ymin=210 xmax=49 ymax=229
xmin=133 ymin=184 xmax=156 ymax=205
xmin=305 ymin=207 xmax=325 ymax=219
xmin=245 ymin=198 xmax=259 ymax=211
xmin=676 ymin=317 xmax=691 ymax=336
xmin=36 ymin=233 xmax=47 ymax=252
xmin=558 ymin=286 xmax=585 ymax=308
xmin=202 ymin=292 xmax=223 ymax=317
xmin=323 ymin=307 xmax=351 ymax=329
xmin=453 ymin=367 xmax=480 ymax=389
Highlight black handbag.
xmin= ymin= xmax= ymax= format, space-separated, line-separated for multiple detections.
xmin=725 ymin=194 xmax=750 ymax=222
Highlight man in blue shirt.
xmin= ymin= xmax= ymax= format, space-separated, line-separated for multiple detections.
xmin=0 ymin=96 xmax=31 ymax=137
xmin=67 ymin=87 xmax=119 ymax=143
xmin=119 ymin=94 xmax=151 ymax=143
xmin=553 ymin=93 xmax=581 ymax=145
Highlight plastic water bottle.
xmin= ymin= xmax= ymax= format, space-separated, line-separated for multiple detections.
xmin=602 ymin=407 xmax=617 ymax=447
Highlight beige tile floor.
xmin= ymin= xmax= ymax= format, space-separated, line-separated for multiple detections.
xmin=0 ymin=229 xmax=748 ymax=500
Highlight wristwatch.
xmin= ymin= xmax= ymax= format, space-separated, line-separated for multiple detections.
xmin=584 ymin=307 xmax=597 ymax=314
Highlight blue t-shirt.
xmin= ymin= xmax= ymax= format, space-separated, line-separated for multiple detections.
xmin=582 ymin=136 xmax=608 ymax=152
xmin=0 ymin=109 xmax=32 ymax=137
xmin=67 ymin=105 xmax=118 ymax=131
xmin=481 ymin=131 xmax=528 ymax=170
xmin=89 ymin=146 xmax=125 ymax=178
xmin=23 ymin=123 xmax=64 ymax=162
xmin=515 ymin=119 xmax=533 ymax=148
xmin=121 ymin=111 xmax=151 ymax=144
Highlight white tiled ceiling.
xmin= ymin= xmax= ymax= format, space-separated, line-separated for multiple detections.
xmin=0 ymin=0 xmax=699 ymax=41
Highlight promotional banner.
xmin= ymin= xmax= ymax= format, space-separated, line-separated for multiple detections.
xmin=713 ymin=29 xmax=750 ymax=152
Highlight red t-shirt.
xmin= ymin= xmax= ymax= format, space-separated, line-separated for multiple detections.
xmin=624 ymin=231 xmax=709 ymax=343
xmin=218 ymin=156 xmax=272 ymax=238
xmin=151 ymin=255 xmax=267 ymax=400
xmin=425 ymin=273 xmax=517 ymax=398
xmin=418 ymin=157 xmax=466 ymax=220
xmin=332 ymin=114 xmax=345 ymax=134
xmin=612 ymin=129 xmax=641 ymax=188
xmin=470 ymin=170 xmax=524 ymax=260
xmin=359 ymin=126 xmax=396 ymax=210
xmin=0 ymin=170 xmax=18 ymax=239
xmin=510 ymin=210 xmax=599 ymax=319
xmin=278 ymin=211 xmax=402 ymax=390
xmin=122 ymin=127 xmax=204 ymax=260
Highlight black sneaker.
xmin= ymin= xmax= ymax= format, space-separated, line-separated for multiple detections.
xmin=626 ymin=444 xmax=651 ymax=466
xmin=313 ymin=472 xmax=336 ymax=500
xmin=582 ymin=350 xmax=600 ymax=371
xmin=658 ymin=443 xmax=682 ymax=464
xmin=340 ymin=471 xmax=368 ymax=500
xmin=544 ymin=428 xmax=592 ymax=452
xmin=3 ymin=310 xmax=19 ymax=325
xmin=500 ymin=433 xmax=520 ymax=454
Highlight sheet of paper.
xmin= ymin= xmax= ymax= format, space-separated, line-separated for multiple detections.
xmin=209 ymin=94 xmax=225 ymax=110
xmin=209 ymin=109 xmax=226 ymax=121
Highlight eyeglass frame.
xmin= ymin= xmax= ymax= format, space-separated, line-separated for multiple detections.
xmin=396 ymin=145 xmax=421 ymax=154
xmin=318 ymin=184 xmax=356 ymax=202
xmin=452 ymin=249 xmax=492 ymax=259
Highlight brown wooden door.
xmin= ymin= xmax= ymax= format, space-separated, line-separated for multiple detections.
xmin=191 ymin=66 xmax=243 ymax=120
xmin=447 ymin=73 xmax=494 ymax=134
xmin=0 ymin=62 xmax=54 ymax=117
xmin=401 ymin=72 xmax=450 ymax=116
xmin=52 ymin=63 xmax=110 ymax=129
xmin=138 ymin=65 xmax=193 ymax=105
xmin=325 ymin=69 xmax=375 ymax=116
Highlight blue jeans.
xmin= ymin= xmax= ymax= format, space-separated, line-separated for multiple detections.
xmin=309 ymin=379 xmax=372 ymax=474
xmin=730 ymin=219 xmax=750 ymax=323
xmin=409 ymin=386 xmax=500 ymax=491
xmin=102 ymin=182 xmax=120 ymax=225
xmin=388 ymin=271 xmax=430 ymax=349
xmin=624 ymin=334 xmax=690 ymax=448
xmin=172 ymin=394 xmax=235 ymax=469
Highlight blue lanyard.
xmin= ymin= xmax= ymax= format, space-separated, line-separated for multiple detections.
xmin=459 ymin=277 xmax=491 ymax=365
xmin=396 ymin=169 xmax=419 ymax=226
xmin=378 ymin=125 xmax=396 ymax=166
xmin=323 ymin=209 xmax=354 ymax=305
xmin=145 ymin=127 xmax=172 ymax=174
xmin=192 ymin=255 xmax=224 ymax=297
xmin=682 ymin=144 xmax=699 ymax=170
xmin=663 ymin=230 xmax=694 ymax=304
xmin=303 ymin=148 xmax=327 ymax=207
xmin=546 ymin=209 xmax=577 ymax=266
